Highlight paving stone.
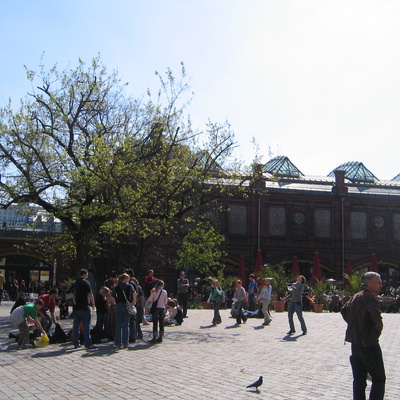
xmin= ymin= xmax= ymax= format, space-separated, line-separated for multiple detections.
xmin=0 ymin=302 xmax=399 ymax=399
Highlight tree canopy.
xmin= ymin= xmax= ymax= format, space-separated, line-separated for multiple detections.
xmin=175 ymin=220 xmax=226 ymax=276
xmin=0 ymin=57 xmax=239 ymax=273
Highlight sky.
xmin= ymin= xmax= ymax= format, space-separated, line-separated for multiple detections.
xmin=1 ymin=0 xmax=400 ymax=179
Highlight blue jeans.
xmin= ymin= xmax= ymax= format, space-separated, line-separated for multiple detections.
xmin=248 ymin=294 xmax=256 ymax=311
xmin=73 ymin=309 xmax=92 ymax=347
xmin=236 ymin=301 xmax=247 ymax=324
xmin=288 ymin=301 xmax=307 ymax=333
xmin=41 ymin=312 xmax=52 ymax=333
xmin=114 ymin=303 xmax=130 ymax=346
xmin=350 ymin=343 xmax=385 ymax=400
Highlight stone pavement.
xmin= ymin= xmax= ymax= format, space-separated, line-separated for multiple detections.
xmin=0 ymin=301 xmax=399 ymax=400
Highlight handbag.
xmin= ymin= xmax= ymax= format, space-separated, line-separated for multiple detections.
xmin=122 ymin=287 xmax=137 ymax=317
xmin=150 ymin=290 xmax=163 ymax=314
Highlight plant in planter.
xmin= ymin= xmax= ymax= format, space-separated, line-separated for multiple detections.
xmin=342 ymin=272 xmax=363 ymax=305
xmin=343 ymin=273 xmax=362 ymax=296
xmin=263 ymin=264 xmax=289 ymax=312
xmin=311 ymin=280 xmax=327 ymax=312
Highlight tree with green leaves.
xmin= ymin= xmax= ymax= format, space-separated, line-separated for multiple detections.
xmin=0 ymin=56 xmax=240 ymax=274
xmin=175 ymin=221 xmax=226 ymax=277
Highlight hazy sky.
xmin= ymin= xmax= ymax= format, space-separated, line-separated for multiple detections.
xmin=2 ymin=0 xmax=400 ymax=179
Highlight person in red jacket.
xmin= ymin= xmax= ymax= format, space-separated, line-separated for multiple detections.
xmin=341 ymin=272 xmax=385 ymax=400
xmin=143 ymin=269 xmax=157 ymax=300
xmin=38 ymin=288 xmax=58 ymax=333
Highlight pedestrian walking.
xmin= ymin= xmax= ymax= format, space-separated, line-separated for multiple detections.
xmin=208 ymin=279 xmax=223 ymax=325
xmin=233 ymin=280 xmax=247 ymax=325
xmin=257 ymin=278 xmax=272 ymax=325
xmin=341 ymin=272 xmax=386 ymax=400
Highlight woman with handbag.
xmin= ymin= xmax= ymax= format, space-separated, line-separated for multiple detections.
xmin=233 ymin=280 xmax=247 ymax=325
xmin=112 ymin=273 xmax=136 ymax=349
xmin=147 ymin=280 xmax=168 ymax=343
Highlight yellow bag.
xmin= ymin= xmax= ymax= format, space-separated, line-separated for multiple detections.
xmin=34 ymin=334 xmax=49 ymax=348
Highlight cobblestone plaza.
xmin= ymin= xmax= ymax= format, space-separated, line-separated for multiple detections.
xmin=0 ymin=303 xmax=399 ymax=399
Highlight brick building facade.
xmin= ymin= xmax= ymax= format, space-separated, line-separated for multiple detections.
xmin=219 ymin=156 xmax=400 ymax=291
xmin=1 ymin=156 xmax=400 ymax=293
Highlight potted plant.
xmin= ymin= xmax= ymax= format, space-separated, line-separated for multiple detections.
xmin=343 ymin=273 xmax=362 ymax=296
xmin=342 ymin=272 xmax=363 ymax=305
xmin=263 ymin=264 xmax=289 ymax=312
xmin=312 ymin=280 xmax=327 ymax=312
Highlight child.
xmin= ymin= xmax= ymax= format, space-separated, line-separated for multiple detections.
xmin=10 ymin=299 xmax=46 ymax=349
xmin=164 ymin=299 xmax=178 ymax=326
xmin=59 ymin=299 xmax=69 ymax=319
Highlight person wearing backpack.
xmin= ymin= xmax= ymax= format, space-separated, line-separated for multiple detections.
xmin=247 ymin=274 xmax=258 ymax=311
xmin=208 ymin=280 xmax=223 ymax=326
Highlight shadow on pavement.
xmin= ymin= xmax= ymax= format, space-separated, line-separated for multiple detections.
xmin=253 ymin=325 xmax=264 ymax=330
xmin=282 ymin=333 xmax=303 ymax=341
xmin=199 ymin=324 xmax=217 ymax=329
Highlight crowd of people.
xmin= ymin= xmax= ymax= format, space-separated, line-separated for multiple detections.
xmin=3 ymin=267 xmax=390 ymax=399
xmin=2 ymin=278 xmax=50 ymax=302
xmin=6 ymin=268 xmax=187 ymax=350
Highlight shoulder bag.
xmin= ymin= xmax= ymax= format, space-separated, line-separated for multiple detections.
xmin=122 ymin=286 xmax=137 ymax=317
xmin=150 ymin=290 xmax=163 ymax=314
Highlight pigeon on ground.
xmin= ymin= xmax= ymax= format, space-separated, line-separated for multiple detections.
xmin=246 ymin=376 xmax=263 ymax=391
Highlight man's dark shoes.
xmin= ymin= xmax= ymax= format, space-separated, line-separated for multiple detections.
xmin=302 ymin=331 xmax=307 ymax=335
xmin=155 ymin=337 xmax=162 ymax=343
xmin=287 ymin=330 xmax=295 ymax=335
xmin=148 ymin=338 xmax=157 ymax=344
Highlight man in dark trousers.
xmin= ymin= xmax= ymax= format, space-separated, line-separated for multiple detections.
xmin=341 ymin=272 xmax=385 ymax=400
xmin=38 ymin=288 xmax=58 ymax=333
xmin=177 ymin=271 xmax=190 ymax=318
xmin=72 ymin=268 xmax=96 ymax=349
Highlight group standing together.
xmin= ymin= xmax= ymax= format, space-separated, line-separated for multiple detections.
xmin=6 ymin=266 xmax=387 ymax=399
xmin=69 ymin=268 xmax=186 ymax=349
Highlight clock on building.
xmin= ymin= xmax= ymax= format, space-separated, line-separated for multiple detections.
xmin=294 ymin=211 xmax=306 ymax=225
xmin=374 ymin=215 xmax=385 ymax=228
